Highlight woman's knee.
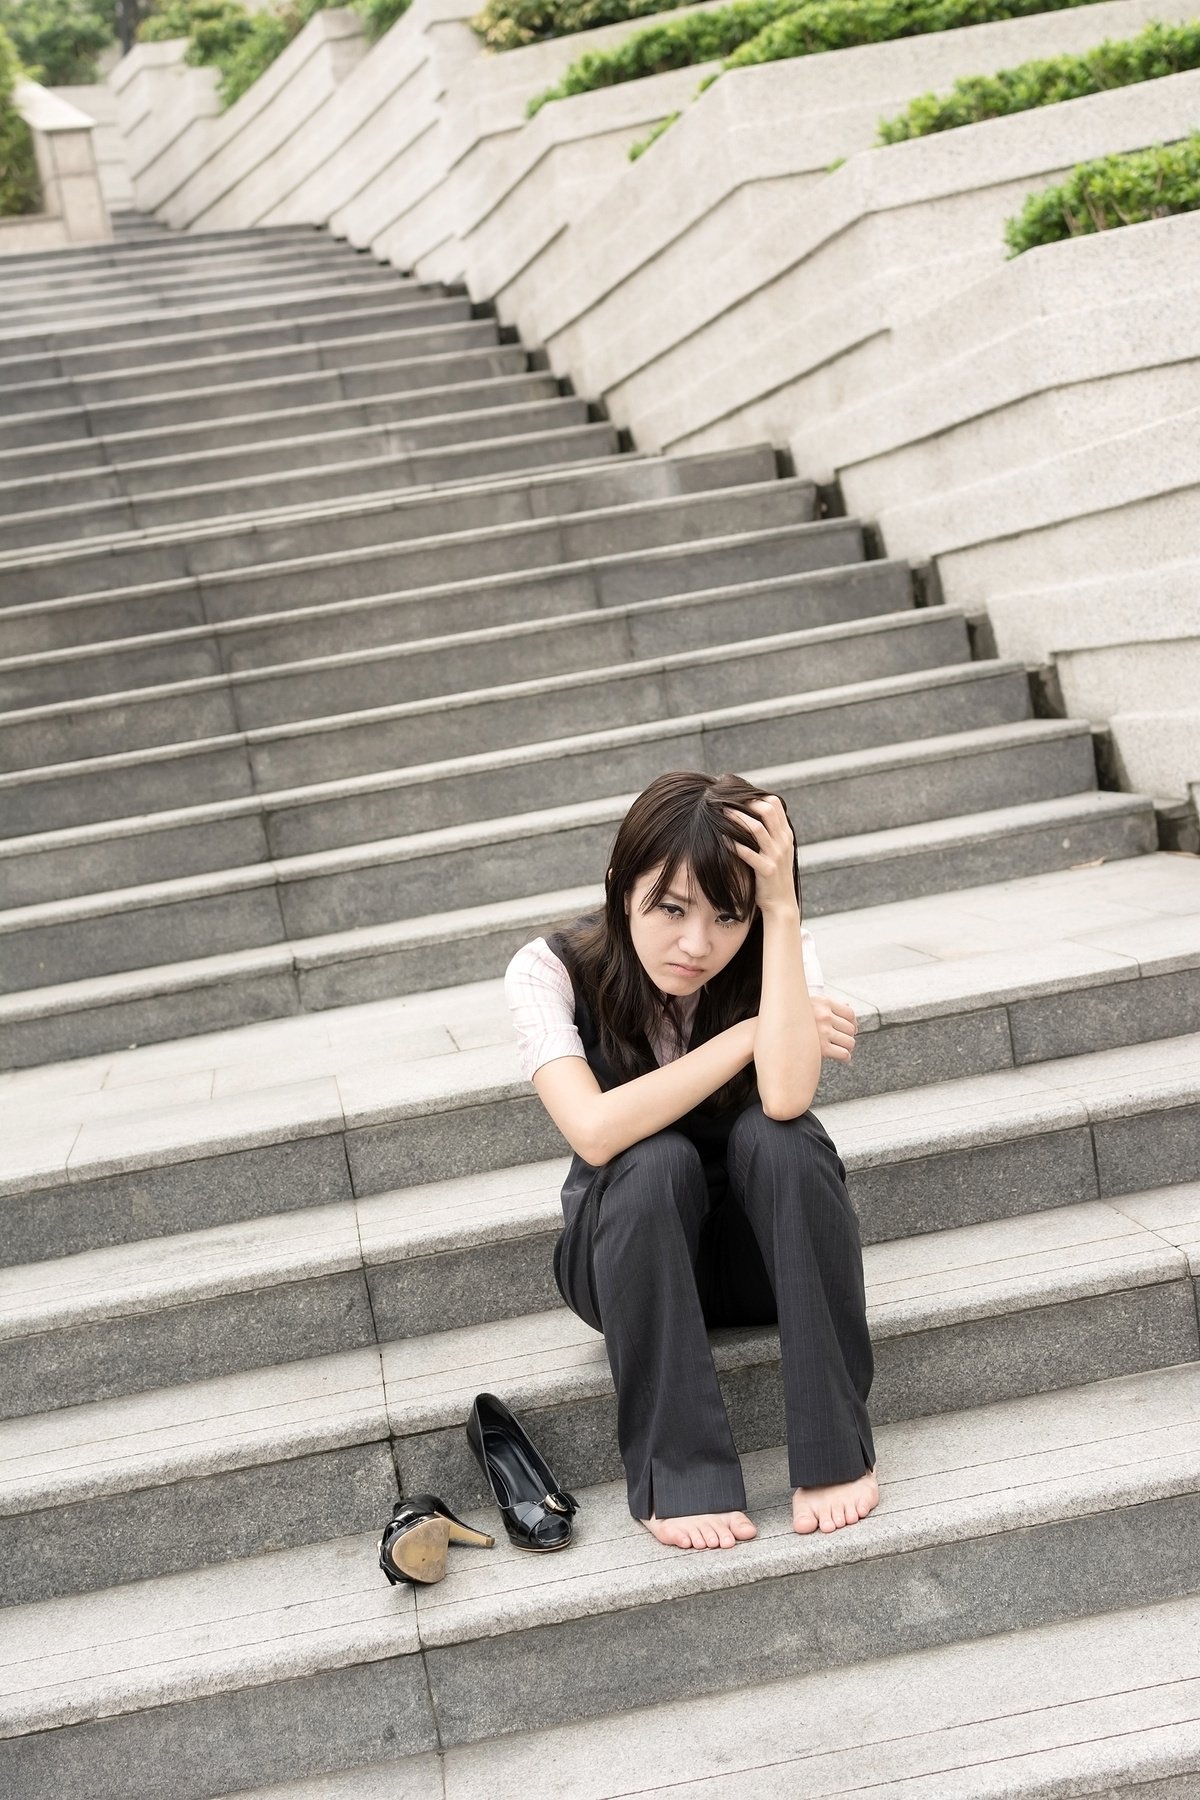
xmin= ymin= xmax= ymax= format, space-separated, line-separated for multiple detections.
xmin=730 ymin=1101 xmax=846 ymax=1179
xmin=600 ymin=1129 xmax=708 ymax=1230
xmin=610 ymin=1127 xmax=706 ymax=1185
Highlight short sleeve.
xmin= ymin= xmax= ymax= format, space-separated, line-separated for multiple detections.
xmin=801 ymin=924 xmax=826 ymax=996
xmin=503 ymin=938 xmax=587 ymax=1082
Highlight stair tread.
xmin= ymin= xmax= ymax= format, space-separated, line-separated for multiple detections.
xmin=0 ymin=657 xmax=1023 ymax=852
xmin=0 ymin=794 xmax=1177 ymax=1037
xmin=0 ymin=445 xmax=667 ymax=552
xmin=0 ymin=729 xmax=1108 ymax=927
xmin=1 ymin=1145 xmax=1194 ymax=1357
xmin=0 ymin=460 xmax=794 ymax=573
xmin=2 ymin=1358 xmax=1198 ymax=1735
xmin=0 ymin=917 xmax=1195 ymax=1186
xmin=222 ymin=1593 xmax=1200 ymax=1800
xmin=3 ymin=501 xmax=836 ymax=622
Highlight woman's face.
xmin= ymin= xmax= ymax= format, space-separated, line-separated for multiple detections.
xmin=623 ymin=859 xmax=754 ymax=996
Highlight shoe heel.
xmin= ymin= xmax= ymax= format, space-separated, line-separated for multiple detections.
xmin=445 ymin=1518 xmax=495 ymax=1548
xmin=384 ymin=1516 xmax=450 ymax=1584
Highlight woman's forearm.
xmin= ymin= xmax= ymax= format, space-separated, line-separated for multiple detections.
xmin=583 ymin=1018 xmax=756 ymax=1165
xmin=754 ymin=901 xmax=822 ymax=1118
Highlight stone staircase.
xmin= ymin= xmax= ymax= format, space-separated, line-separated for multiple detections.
xmin=1 ymin=224 xmax=1198 ymax=1798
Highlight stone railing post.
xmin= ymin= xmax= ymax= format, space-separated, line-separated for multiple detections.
xmin=12 ymin=79 xmax=112 ymax=242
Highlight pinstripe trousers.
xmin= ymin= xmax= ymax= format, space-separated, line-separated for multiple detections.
xmin=553 ymin=1100 xmax=876 ymax=1520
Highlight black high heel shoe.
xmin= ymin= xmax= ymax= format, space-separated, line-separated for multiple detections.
xmin=377 ymin=1493 xmax=495 ymax=1587
xmin=466 ymin=1391 xmax=579 ymax=1552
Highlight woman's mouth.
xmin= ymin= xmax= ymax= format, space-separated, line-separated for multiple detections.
xmin=668 ymin=963 xmax=705 ymax=977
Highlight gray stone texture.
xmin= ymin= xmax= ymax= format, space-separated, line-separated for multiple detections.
xmin=1 ymin=1440 xmax=398 ymax=1606
xmin=6 ymin=1133 xmax=352 ymax=1265
xmin=0 ymin=1656 xmax=435 ymax=1800
xmin=424 ymin=1493 xmax=1200 ymax=1746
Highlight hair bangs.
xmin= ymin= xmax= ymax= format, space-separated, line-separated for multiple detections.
xmin=640 ymin=803 xmax=756 ymax=922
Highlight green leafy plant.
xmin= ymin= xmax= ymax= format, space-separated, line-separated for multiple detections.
xmin=0 ymin=0 xmax=114 ymax=84
xmin=0 ymin=21 xmax=41 ymax=216
xmin=628 ymin=106 xmax=679 ymax=156
xmin=878 ymin=18 xmax=1200 ymax=141
xmin=527 ymin=0 xmax=1110 ymax=115
xmin=354 ymin=0 xmax=412 ymax=37
xmin=527 ymin=0 xmax=789 ymax=113
xmin=139 ymin=0 xmax=411 ymax=108
xmin=473 ymin=0 xmax=702 ymax=53
xmin=1005 ymin=128 xmax=1200 ymax=251
xmin=726 ymin=0 xmax=1105 ymax=67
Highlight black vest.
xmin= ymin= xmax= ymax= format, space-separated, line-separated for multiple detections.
xmin=544 ymin=915 xmax=746 ymax=1199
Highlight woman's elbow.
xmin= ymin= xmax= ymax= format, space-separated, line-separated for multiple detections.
xmin=759 ymin=1086 xmax=817 ymax=1122
xmin=570 ymin=1117 xmax=615 ymax=1168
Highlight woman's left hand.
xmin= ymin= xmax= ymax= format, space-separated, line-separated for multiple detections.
xmin=723 ymin=794 xmax=798 ymax=918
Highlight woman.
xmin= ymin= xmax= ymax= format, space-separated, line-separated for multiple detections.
xmin=503 ymin=770 xmax=878 ymax=1552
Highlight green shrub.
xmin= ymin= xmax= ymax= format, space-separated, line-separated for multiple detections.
xmin=527 ymin=0 xmax=792 ymax=113
xmin=355 ymin=0 xmax=412 ymax=38
xmin=878 ymin=18 xmax=1200 ymax=141
xmin=726 ymin=0 xmax=1104 ymax=68
xmin=1005 ymin=129 xmax=1200 ymax=251
xmin=473 ymin=0 xmax=699 ymax=53
xmin=628 ymin=106 xmax=678 ymax=155
xmin=0 ymin=0 xmax=114 ymax=85
xmin=527 ymin=0 xmax=1115 ymax=113
xmin=140 ymin=0 xmax=410 ymax=107
xmin=0 ymin=21 xmax=41 ymax=216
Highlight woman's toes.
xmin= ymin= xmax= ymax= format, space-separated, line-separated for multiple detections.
xmin=792 ymin=1499 xmax=821 ymax=1534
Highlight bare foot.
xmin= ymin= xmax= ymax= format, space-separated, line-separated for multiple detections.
xmin=792 ymin=1465 xmax=880 ymax=1535
xmin=639 ymin=1510 xmax=758 ymax=1550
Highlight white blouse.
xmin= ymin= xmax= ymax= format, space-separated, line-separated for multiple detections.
xmin=504 ymin=927 xmax=827 ymax=1083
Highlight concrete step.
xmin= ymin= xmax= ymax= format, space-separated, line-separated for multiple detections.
xmin=0 ymin=796 xmax=1179 ymax=1070
xmin=215 ymin=1592 xmax=1200 ymax=1800
xmin=0 ymin=339 xmax=537 ymax=443
xmin=0 ymin=622 xmax=1007 ymax=838
xmin=5 ymin=1369 xmax=1199 ymax=1793
xmin=0 ymin=419 xmax=621 ymax=534
xmin=0 ymin=444 xmax=777 ymax=581
xmin=0 ymin=278 xmax=453 ymax=353
xmin=0 ymin=355 xmax=553 ymax=454
xmin=0 ymin=293 xmax=488 ymax=388
xmin=0 ymin=727 xmax=1112 ymax=991
xmin=0 ymin=222 xmax=336 ymax=271
xmin=2 ymin=475 xmax=820 ymax=619
xmin=0 ymin=242 xmax=386 ymax=305
xmin=0 ymin=396 xmax=597 ymax=501
xmin=2 ymin=1167 xmax=1198 ymax=1597
xmin=3 ymin=890 xmax=1196 ymax=1247
xmin=0 ymin=637 xmax=1018 ymax=898
xmin=0 ymin=541 xmax=886 ymax=763
xmin=5 ymin=516 xmax=857 ymax=685
xmin=4 ymin=1041 xmax=1197 ymax=1407
xmin=0 ymin=316 xmax=509 ymax=427
xmin=0 ymin=261 xmax=405 ymax=329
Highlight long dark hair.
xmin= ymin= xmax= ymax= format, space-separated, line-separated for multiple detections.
xmin=549 ymin=770 xmax=803 ymax=1114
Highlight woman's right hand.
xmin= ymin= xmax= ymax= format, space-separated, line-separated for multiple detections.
xmin=812 ymin=995 xmax=857 ymax=1062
